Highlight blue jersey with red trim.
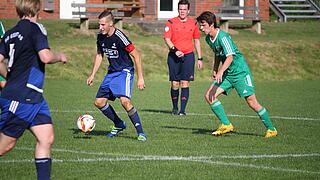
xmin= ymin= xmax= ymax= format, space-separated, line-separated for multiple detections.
xmin=97 ymin=28 xmax=134 ymax=72
xmin=0 ymin=19 xmax=49 ymax=104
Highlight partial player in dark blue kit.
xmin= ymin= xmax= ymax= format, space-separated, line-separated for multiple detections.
xmin=86 ymin=10 xmax=147 ymax=141
xmin=0 ymin=0 xmax=67 ymax=179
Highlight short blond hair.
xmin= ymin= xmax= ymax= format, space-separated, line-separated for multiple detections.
xmin=16 ymin=0 xmax=41 ymax=18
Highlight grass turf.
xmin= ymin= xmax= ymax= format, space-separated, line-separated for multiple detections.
xmin=0 ymin=80 xmax=319 ymax=179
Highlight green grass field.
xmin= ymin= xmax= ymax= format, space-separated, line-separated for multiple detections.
xmin=0 ymin=80 xmax=319 ymax=179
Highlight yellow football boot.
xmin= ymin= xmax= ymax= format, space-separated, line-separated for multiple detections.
xmin=212 ymin=124 xmax=234 ymax=136
xmin=265 ymin=129 xmax=278 ymax=138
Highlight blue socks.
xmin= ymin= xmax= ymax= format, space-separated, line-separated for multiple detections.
xmin=170 ymin=88 xmax=179 ymax=111
xmin=180 ymin=87 xmax=189 ymax=113
xmin=127 ymin=107 xmax=144 ymax=134
xmin=100 ymin=103 xmax=123 ymax=126
xmin=35 ymin=158 xmax=51 ymax=180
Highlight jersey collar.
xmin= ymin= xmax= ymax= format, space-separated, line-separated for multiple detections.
xmin=210 ymin=29 xmax=220 ymax=43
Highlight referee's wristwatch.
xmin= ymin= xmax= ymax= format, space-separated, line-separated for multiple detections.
xmin=198 ymin=57 xmax=203 ymax=61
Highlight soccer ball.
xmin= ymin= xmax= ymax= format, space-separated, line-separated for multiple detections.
xmin=77 ymin=114 xmax=96 ymax=133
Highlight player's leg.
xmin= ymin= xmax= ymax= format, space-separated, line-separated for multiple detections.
xmin=94 ymin=97 xmax=126 ymax=137
xmin=30 ymin=124 xmax=54 ymax=180
xmin=28 ymin=100 xmax=55 ymax=180
xmin=205 ymin=83 xmax=234 ymax=135
xmin=94 ymin=97 xmax=124 ymax=127
xmin=179 ymin=80 xmax=189 ymax=115
xmin=168 ymin=52 xmax=181 ymax=115
xmin=179 ymin=53 xmax=195 ymax=115
xmin=245 ymin=94 xmax=277 ymax=137
xmin=0 ymin=133 xmax=17 ymax=155
xmin=171 ymin=81 xmax=180 ymax=115
xmin=95 ymin=74 xmax=125 ymax=131
xmin=120 ymin=97 xmax=146 ymax=141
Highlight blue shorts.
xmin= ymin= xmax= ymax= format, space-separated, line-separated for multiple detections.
xmin=0 ymin=98 xmax=52 ymax=138
xmin=167 ymin=52 xmax=195 ymax=81
xmin=96 ymin=69 xmax=134 ymax=101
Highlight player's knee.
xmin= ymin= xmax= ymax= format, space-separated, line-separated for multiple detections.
xmin=94 ymin=99 xmax=105 ymax=109
xmin=171 ymin=81 xmax=180 ymax=89
xmin=204 ymin=92 xmax=217 ymax=104
xmin=0 ymin=141 xmax=16 ymax=155
xmin=120 ymin=99 xmax=132 ymax=111
xmin=38 ymin=135 xmax=54 ymax=148
xmin=204 ymin=93 xmax=210 ymax=101
xmin=180 ymin=81 xmax=189 ymax=88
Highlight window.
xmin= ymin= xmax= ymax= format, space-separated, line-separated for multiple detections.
xmin=43 ymin=0 xmax=54 ymax=12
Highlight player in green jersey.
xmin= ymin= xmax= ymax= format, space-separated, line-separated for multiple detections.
xmin=196 ymin=11 xmax=277 ymax=137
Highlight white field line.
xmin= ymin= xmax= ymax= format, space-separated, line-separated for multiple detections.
xmin=190 ymin=159 xmax=320 ymax=174
xmin=51 ymin=109 xmax=320 ymax=121
xmin=13 ymin=147 xmax=320 ymax=159
xmin=1 ymin=147 xmax=320 ymax=174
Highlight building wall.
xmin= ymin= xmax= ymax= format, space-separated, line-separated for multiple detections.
xmin=0 ymin=0 xmax=60 ymax=19
xmin=144 ymin=0 xmax=269 ymax=21
xmin=0 ymin=0 xmax=269 ymax=21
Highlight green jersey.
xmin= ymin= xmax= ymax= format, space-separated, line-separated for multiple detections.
xmin=0 ymin=21 xmax=4 ymax=38
xmin=205 ymin=30 xmax=250 ymax=76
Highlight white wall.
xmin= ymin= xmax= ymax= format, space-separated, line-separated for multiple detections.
xmin=60 ymin=0 xmax=86 ymax=19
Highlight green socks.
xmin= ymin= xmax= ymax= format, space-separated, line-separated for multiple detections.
xmin=210 ymin=101 xmax=275 ymax=131
xmin=210 ymin=100 xmax=230 ymax=125
xmin=258 ymin=107 xmax=276 ymax=131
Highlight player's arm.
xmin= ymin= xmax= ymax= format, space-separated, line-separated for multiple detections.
xmin=87 ymin=53 xmax=103 ymax=86
xmin=215 ymin=55 xmax=233 ymax=83
xmin=129 ymin=49 xmax=145 ymax=90
xmin=38 ymin=49 xmax=67 ymax=64
xmin=0 ymin=54 xmax=7 ymax=79
xmin=164 ymin=38 xmax=184 ymax=58
xmin=212 ymin=55 xmax=220 ymax=80
xmin=194 ymin=38 xmax=203 ymax=70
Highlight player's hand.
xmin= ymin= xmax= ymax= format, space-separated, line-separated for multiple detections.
xmin=60 ymin=53 xmax=67 ymax=64
xmin=137 ymin=78 xmax=145 ymax=90
xmin=86 ymin=75 xmax=94 ymax=86
xmin=215 ymin=71 xmax=223 ymax=84
xmin=211 ymin=71 xmax=216 ymax=80
xmin=175 ymin=51 xmax=184 ymax=58
xmin=197 ymin=60 xmax=203 ymax=70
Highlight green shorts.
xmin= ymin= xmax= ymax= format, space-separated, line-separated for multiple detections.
xmin=213 ymin=72 xmax=255 ymax=97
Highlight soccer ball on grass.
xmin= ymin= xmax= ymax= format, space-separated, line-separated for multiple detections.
xmin=77 ymin=114 xmax=96 ymax=133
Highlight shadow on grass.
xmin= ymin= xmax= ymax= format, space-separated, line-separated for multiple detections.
xmin=232 ymin=131 xmax=262 ymax=137
xmin=70 ymin=128 xmax=137 ymax=140
xmin=140 ymin=109 xmax=172 ymax=114
xmin=161 ymin=126 xmax=212 ymax=134
xmin=161 ymin=126 xmax=261 ymax=137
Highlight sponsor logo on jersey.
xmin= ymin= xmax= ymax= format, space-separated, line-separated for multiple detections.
xmin=103 ymin=48 xmax=119 ymax=59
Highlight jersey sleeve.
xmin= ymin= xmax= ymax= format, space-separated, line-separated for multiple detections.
xmin=115 ymin=30 xmax=132 ymax=48
xmin=32 ymin=23 xmax=50 ymax=52
xmin=163 ymin=20 xmax=173 ymax=39
xmin=96 ymin=33 xmax=103 ymax=54
xmin=193 ymin=22 xmax=201 ymax=39
xmin=219 ymin=34 xmax=236 ymax=57
xmin=0 ymin=38 xmax=7 ymax=58
xmin=124 ymin=44 xmax=135 ymax=53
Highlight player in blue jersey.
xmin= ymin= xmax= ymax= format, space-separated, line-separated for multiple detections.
xmin=86 ymin=10 xmax=147 ymax=141
xmin=0 ymin=0 xmax=67 ymax=179
xmin=196 ymin=11 xmax=277 ymax=137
